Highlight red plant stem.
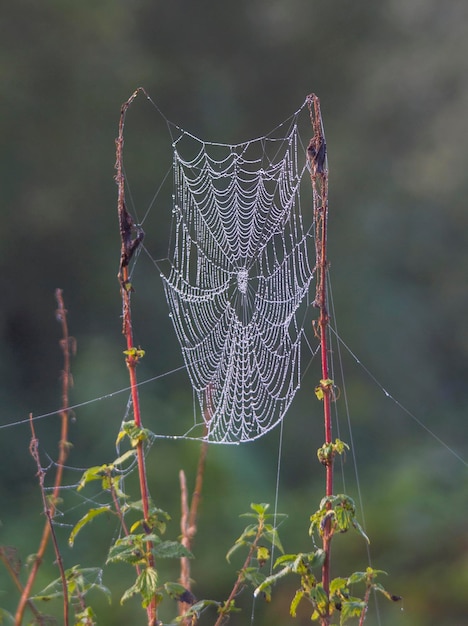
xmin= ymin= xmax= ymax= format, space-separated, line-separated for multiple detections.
xmin=307 ymin=94 xmax=333 ymax=622
xmin=124 ymin=316 xmax=152 ymax=523
xmin=115 ymin=88 xmax=157 ymax=626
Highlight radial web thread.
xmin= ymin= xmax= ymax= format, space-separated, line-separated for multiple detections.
xmin=160 ymin=108 xmax=315 ymax=443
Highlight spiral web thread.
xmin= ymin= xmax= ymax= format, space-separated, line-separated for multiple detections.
xmin=161 ymin=106 xmax=314 ymax=443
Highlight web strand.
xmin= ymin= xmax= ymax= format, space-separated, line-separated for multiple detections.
xmin=160 ymin=110 xmax=315 ymax=442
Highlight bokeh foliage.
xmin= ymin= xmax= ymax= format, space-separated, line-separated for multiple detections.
xmin=1 ymin=1 xmax=468 ymax=624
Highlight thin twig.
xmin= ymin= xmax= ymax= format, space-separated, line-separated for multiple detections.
xmin=0 ymin=549 xmax=43 ymax=622
xmin=178 ymin=392 xmax=210 ymax=623
xmin=29 ymin=415 xmax=69 ymax=626
xmin=115 ymin=88 xmax=158 ymax=626
xmin=307 ymin=94 xmax=333 ymax=625
xmin=358 ymin=585 xmax=371 ymax=626
xmin=213 ymin=518 xmax=265 ymax=626
xmin=15 ymin=290 xmax=73 ymax=626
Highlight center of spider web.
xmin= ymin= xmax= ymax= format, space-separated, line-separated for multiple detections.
xmin=237 ymin=268 xmax=248 ymax=294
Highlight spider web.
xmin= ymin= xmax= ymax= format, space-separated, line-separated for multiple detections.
xmin=160 ymin=107 xmax=315 ymax=442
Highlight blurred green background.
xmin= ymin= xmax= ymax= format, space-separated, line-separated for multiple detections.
xmin=1 ymin=1 xmax=468 ymax=624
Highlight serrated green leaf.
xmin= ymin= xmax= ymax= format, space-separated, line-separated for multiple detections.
xmin=120 ymin=580 xmax=139 ymax=605
xmin=152 ymin=541 xmax=192 ymax=559
xmin=69 ymin=507 xmax=111 ymax=547
xmin=120 ymin=567 xmax=159 ymax=608
xmin=335 ymin=506 xmax=351 ymax=532
xmin=107 ymin=534 xmax=147 ymax=565
xmin=139 ymin=567 xmax=159 ymax=608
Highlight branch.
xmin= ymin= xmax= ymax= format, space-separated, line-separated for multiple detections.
xmin=115 ymin=88 xmax=157 ymax=626
xmin=14 ymin=290 xmax=74 ymax=626
xmin=213 ymin=518 xmax=265 ymax=626
xmin=307 ymin=94 xmax=333 ymax=625
xmin=178 ymin=395 xmax=210 ymax=623
xmin=28 ymin=415 xmax=69 ymax=626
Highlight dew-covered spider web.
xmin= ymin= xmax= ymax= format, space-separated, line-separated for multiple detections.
xmin=158 ymin=102 xmax=315 ymax=443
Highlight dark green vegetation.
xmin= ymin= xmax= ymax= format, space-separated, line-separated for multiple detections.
xmin=1 ymin=2 xmax=468 ymax=625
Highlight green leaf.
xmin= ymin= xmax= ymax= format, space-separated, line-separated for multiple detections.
xmin=164 ymin=581 xmax=188 ymax=600
xmin=152 ymin=541 xmax=193 ymax=559
xmin=226 ymin=541 xmax=245 ymax=563
xmin=178 ymin=598 xmax=221 ymax=620
xmin=106 ymin=534 xmax=150 ymax=565
xmin=120 ymin=580 xmax=139 ymax=606
xmin=274 ymin=549 xmax=325 ymax=570
xmin=116 ymin=421 xmax=152 ymax=448
xmin=290 ymin=589 xmax=304 ymax=617
xmin=256 ymin=545 xmax=270 ymax=564
xmin=348 ymin=567 xmax=387 ymax=586
xmin=120 ymin=567 xmax=158 ymax=608
xmin=0 ymin=608 xmax=15 ymax=625
xmin=69 ymin=507 xmax=111 ymax=547
xmin=352 ymin=518 xmax=370 ymax=544
xmin=310 ymin=583 xmax=328 ymax=610
xmin=113 ymin=449 xmax=137 ymax=466
xmin=139 ymin=567 xmax=159 ymax=608
xmin=347 ymin=571 xmax=367 ymax=585
xmin=340 ymin=599 xmax=365 ymax=624
xmin=74 ymin=606 xmax=97 ymax=624
xmin=226 ymin=523 xmax=258 ymax=562
xmin=335 ymin=505 xmax=351 ymax=532
xmin=126 ymin=502 xmax=170 ymax=534
xmin=263 ymin=527 xmax=284 ymax=553
xmin=372 ymin=582 xmax=401 ymax=602
xmin=254 ymin=565 xmax=291 ymax=597
xmin=273 ymin=553 xmax=300 ymax=567
xmin=32 ymin=567 xmax=111 ymax=605
xmin=250 ymin=502 xmax=270 ymax=515
xmin=243 ymin=567 xmax=267 ymax=589
xmin=77 ymin=465 xmax=111 ymax=491
xmin=330 ymin=577 xmax=348 ymax=594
